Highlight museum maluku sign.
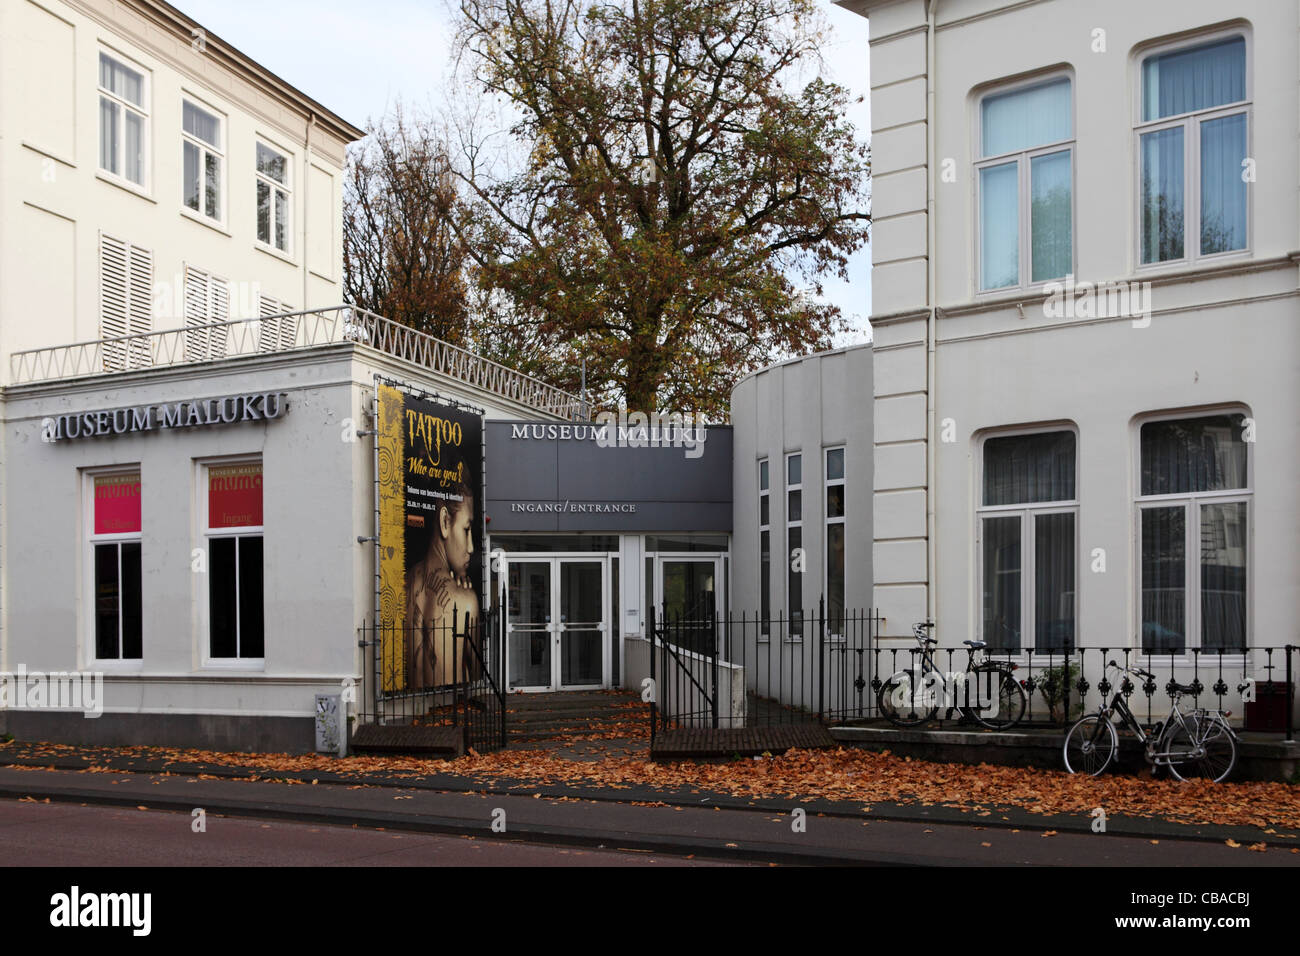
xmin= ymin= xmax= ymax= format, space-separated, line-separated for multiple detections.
xmin=42 ymin=392 xmax=290 ymax=441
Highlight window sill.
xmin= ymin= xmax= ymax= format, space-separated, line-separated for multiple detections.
xmin=254 ymin=240 xmax=298 ymax=268
xmin=976 ymin=277 xmax=1067 ymax=300
xmin=200 ymin=659 xmax=266 ymax=672
xmin=89 ymin=659 xmax=144 ymax=672
xmin=1133 ymin=249 xmax=1252 ymax=280
xmin=180 ymin=206 xmax=232 ymax=237
xmin=96 ymin=171 xmax=155 ymax=204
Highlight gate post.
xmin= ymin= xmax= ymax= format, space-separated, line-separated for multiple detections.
xmin=649 ymin=605 xmax=657 ymax=741
xmin=818 ymin=596 xmax=826 ymax=722
xmin=712 ymin=613 xmax=722 ymax=733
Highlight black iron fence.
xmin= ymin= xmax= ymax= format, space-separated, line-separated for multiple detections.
xmin=356 ymin=607 xmax=507 ymax=753
xmin=648 ymin=600 xmax=1297 ymax=738
xmin=648 ymin=601 xmax=881 ymax=738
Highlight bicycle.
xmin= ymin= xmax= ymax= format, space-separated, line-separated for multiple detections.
xmin=877 ymin=622 xmax=1028 ymax=730
xmin=1062 ymin=660 xmax=1238 ymax=782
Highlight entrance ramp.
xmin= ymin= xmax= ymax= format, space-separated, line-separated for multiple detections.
xmin=650 ymin=724 xmax=837 ymax=760
xmin=350 ymin=723 xmax=463 ymax=757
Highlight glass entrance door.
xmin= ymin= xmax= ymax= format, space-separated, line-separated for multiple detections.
xmin=506 ymin=561 xmax=553 ymax=690
xmin=558 ymin=560 xmax=605 ymax=688
xmin=656 ymin=555 xmax=723 ymax=657
xmin=503 ymin=556 xmax=608 ymax=691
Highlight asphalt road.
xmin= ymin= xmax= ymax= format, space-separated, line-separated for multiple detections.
xmin=1 ymin=766 xmax=1296 ymax=866
xmin=0 ymin=800 xmax=738 ymax=867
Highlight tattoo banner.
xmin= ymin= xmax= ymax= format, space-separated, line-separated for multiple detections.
xmin=377 ymin=383 xmax=484 ymax=693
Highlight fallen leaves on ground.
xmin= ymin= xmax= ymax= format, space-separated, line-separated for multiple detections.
xmin=5 ymin=740 xmax=1299 ymax=833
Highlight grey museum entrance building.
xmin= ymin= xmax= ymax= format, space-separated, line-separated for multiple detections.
xmin=484 ymin=421 xmax=733 ymax=692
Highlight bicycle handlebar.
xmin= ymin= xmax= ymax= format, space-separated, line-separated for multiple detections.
xmin=1107 ymin=659 xmax=1155 ymax=680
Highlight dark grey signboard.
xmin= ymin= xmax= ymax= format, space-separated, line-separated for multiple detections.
xmin=485 ymin=420 xmax=733 ymax=532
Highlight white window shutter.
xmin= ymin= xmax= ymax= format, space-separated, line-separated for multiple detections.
xmin=100 ymin=234 xmax=129 ymax=371
xmin=208 ymin=275 xmax=230 ymax=358
xmin=127 ymin=243 xmax=153 ymax=368
xmin=258 ymin=295 xmax=296 ymax=352
xmin=184 ymin=265 xmax=210 ymax=361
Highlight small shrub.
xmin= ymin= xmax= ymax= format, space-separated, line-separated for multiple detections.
xmin=1035 ymin=661 xmax=1084 ymax=722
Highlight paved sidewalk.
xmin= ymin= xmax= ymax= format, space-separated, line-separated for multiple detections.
xmin=1 ymin=739 xmax=1297 ymax=846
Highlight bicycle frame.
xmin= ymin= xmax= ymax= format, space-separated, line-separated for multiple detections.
xmin=1097 ymin=685 xmax=1232 ymax=767
xmin=900 ymin=639 xmax=1013 ymax=715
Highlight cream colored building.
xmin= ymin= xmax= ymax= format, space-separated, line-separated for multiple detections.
xmin=0 ymin=0 xmax=363 ymax=371
xmin=0 ymin=1 xmax=585 ymax=751
xmin=841 ymin=0 xmax=1298 ymax=710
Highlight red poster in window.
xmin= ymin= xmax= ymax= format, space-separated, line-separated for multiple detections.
xmin=209 ymin=464 xmax=262 ymax=529
xmin=94 ymin=474 xmax=141 ymax=534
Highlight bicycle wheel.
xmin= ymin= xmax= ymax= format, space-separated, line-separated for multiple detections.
xmin=1063 ymin=714 xmax=1117 ymax=776
xmin=1166 ymin=714 xmax=1237 ymax=783
xmin=971 ymin=671 xmax=1028 ymax=730
xmin=878 ymin=669 xmax=938 ymax=727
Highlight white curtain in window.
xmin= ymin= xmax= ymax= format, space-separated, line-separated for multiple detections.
xmin=1141 ymin=506 xmax=1186 ymax=653
xmin=983 ymin=431 xmax=1076 ymax=506
xmin=981 ymin=78 xmax=1071 ymax=156
xmin=982 ymin=515 xmax=1021 ymax=651
xmin=1034 ymin=513 xmax=1075 ymax=651
xmin=1200 ymin=113 xmax=1247 ymax=254
xmin=1140 ymin=126 xmax=1184 ymax=263
xmin=1142 ymin=37 xmax=1245 ymax=122
xmin=1200 ymin=501 xmax=1247 ymax=651
xmin=1030 ymin=150 xmax=1072 ymax=281
xmin=99 ymin=98 xmax=119 ymax=174
xmin=980 ymin=162 xmax=1018 ymax=290
xmin=1139 ymin=415 xmax=1247 ymax=495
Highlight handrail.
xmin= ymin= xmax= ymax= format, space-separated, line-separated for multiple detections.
xmin=8 ymin=305 xmax=584 ymax=418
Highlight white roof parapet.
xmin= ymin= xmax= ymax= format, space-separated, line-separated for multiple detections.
xmin=7 ymin=306 xmax=583 ymax=419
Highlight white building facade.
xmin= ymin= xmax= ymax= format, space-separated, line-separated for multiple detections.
xmin=0 ymin=0 xmax=585 ymax=751
xmin=842 ymin=0 xmax=1298 ymax=706
xmin=0 ymin=0 xmax=359 ymax=368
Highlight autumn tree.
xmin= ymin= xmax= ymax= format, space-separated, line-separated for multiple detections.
xmin=343 ymin=105 xmax=471 ymax=345
xmin=452 ymin=0 xmax=870 ymax=417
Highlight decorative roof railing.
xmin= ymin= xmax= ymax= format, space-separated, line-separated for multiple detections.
xmin=8 ymin=306 xmax=582 ymax=418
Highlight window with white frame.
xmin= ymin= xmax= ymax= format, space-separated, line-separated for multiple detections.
xmin=256 ymin=142 xmax=291 ymax=252
xmin=825 ymin=447 xmax=846 ymax=638
xmin=1137 ymin=34 xmax=1249 ymax=265
xmin=205 ymin=461 xmax=264 ymax=661
xmin=182 ymin=100 xmax=223 ymax=221
xmin=89 ymin=471 xmax=143 ymax=661
xmin=978 ymin=430 xmax=1077 ymax=653
xmin=1137 ymin=412 xmax=1249 ymax=654
xmin=786 ymin=453 xmax=803 ymax=637
xmin=977 ymin=75 xmax=1074 ymax=291
xmin=98 ymin=52 xmax=148 ymax=188
xmin=758 ymin=459 xmax=770 ymax=637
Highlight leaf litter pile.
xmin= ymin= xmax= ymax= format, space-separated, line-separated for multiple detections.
xmin=5 ymin=739 xmax=1298 ymax=833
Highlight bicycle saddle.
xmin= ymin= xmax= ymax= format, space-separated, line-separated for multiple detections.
xmin=963 ymin=639 xmax=986 ymax=649
xmin=1170 ymin=683 xmax=1199 ymax=696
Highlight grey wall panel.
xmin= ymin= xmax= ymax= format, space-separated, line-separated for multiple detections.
xmin=485 ymin=421 xmax=733 ymax=532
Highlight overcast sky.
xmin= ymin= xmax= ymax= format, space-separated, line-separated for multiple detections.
xmin=173 ymin=0 xmax=873 ymax=339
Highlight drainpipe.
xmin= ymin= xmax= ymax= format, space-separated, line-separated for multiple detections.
xmin=925 ymin=0 xmax=940 ymax=624
xmin=303 ymin=112 xmax=315 ymax=310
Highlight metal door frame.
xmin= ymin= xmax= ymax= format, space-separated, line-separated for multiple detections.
xmin=501 ymin=554 xmax=611 ymax=692
xmin=654 ymin=552 xmax=726 ymax=655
